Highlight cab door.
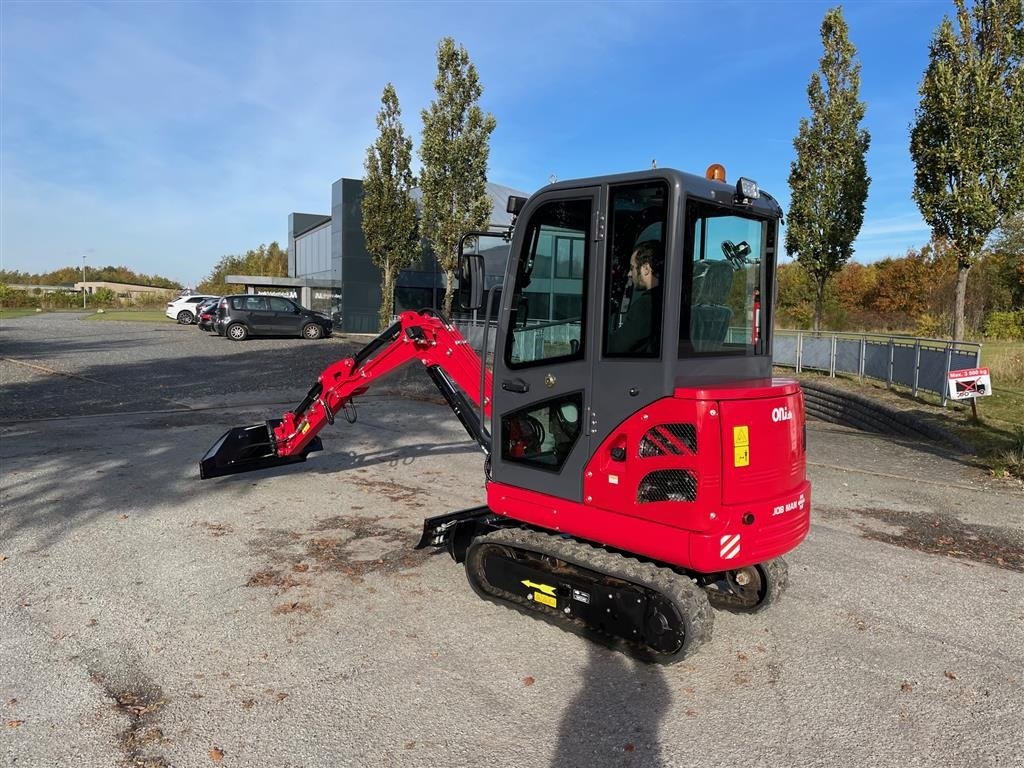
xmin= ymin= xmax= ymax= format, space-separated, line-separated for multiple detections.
xmin=489 ymin=187 xmax=602 ymax=502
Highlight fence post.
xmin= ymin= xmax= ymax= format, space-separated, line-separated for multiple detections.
xmin=796 ymin=331 xmax=803 ymax=373
xmin=941 ymin=344 xmax=952 ymax=406
xmin=911 ymin=340 xmax=921 ymax=397
xmin=887 ymin=338 xmax=894 ymax=389
xmin=829 ymin=334 xmax=837 ymax=377
xmin=859 ymin=336 xmax=866 ymax=383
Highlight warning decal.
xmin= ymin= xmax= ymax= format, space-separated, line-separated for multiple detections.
xmin=947 ymin=367 xmax=992 ymax=400
xmin=533 ymin=592 xmax=557 ymax=608
xmin=720 ymin=534 xmax=741 ymax=560
xmin=733 ymin=425 xmax=750 ymax=467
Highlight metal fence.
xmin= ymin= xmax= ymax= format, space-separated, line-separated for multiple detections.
xmin=774 ymin=330 xmax=982 ymax=405
xmin=450 ymin=323 xmax=984 ymax=406
xmin=454 ymin=317 xmax=497 ymax=354
xmin=454 ymin=318 xmax=582 ymax=363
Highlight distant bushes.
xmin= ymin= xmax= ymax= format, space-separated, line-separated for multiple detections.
xmin=983 ymin=311 xmax=1024 ymax=340
xmin=0 ymin=283 xmax=172 ymax=310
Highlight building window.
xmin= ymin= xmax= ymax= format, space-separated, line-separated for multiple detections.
xmin=554 ymin=236 xmax=585 ymax=279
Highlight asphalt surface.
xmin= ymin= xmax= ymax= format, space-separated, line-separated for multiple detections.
xmin=1 ymin=313 xmax=1022 ymax=768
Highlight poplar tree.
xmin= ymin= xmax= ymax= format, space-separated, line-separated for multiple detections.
xmin=419 ymin=37 xmax=497 ymax=315
xmin=786 ymin=7 xmax=871 ymax=331
xmin=910 ymin=0 xmax=1024 ymax=340
xmin=363 ymin=83 xmax=419 ymax=330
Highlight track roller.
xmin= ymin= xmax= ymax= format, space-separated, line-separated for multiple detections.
xmin=465 ymin=527 xmax=713 ymax=663
xmin=701 ymin=557 xmax=789 ymax=613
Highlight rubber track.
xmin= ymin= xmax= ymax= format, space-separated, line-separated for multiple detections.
xmin=466 ymin=527 xmax=713 ymax=663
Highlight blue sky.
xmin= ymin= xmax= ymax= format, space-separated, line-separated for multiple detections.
xmin=1 ymin=0 xmax=953 ymax=287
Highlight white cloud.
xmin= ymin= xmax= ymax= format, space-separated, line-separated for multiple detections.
xmin=856 ymin=214 xmax=931 ymax=239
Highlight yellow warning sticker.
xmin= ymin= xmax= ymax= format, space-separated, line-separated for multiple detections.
xmin=733 ymin=425 xmax=749 ymax=447
xmin=534 ymin=591 xmax=557 ymax=608
xmin=300 ymin=422 xmax=311 ymax=434
xmin=734 ymin=445 xmax=750 ymax=467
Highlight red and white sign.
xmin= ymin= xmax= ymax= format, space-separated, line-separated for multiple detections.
xmin=947 ymin=367 xmax=992 ymax=400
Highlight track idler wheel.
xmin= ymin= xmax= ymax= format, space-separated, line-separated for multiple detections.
xmin=703 ymin=557 xmax=789 ymax=613
xmin=464 ymin=527 xmax=713 ymax=663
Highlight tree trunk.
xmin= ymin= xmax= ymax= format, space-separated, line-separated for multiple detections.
xmin=379 ymin=267 xmax=396 ymax=331
xmin=952 ymin=263 xmax=970 ymax=341
xmin=812 ymin=280 xmax=826 ymax=333
xmin=442 ymin=268 xmax=456 ymax=317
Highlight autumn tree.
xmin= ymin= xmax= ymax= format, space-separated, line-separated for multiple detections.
xmin=362 ymin=84 xmax=419 ymax=330
xmin=871 ymin=251 xmax=932 ymax=322
xmin=786 ymin=6 xmax=871 ymax=331
xmin=197 ymin=242 xmax=288 ymax=295
xmin=832 ymin=261 xmax=878 ymax=328
xmin=419 ymin=37 xmax=497 ymax=315
xmin=910 ymin=0 xmax=1024 ymax=340
xmin=989 ymin=212 xmax=1024 ymax=308
xmin=775 ymin=262 xmax=816 ymax=329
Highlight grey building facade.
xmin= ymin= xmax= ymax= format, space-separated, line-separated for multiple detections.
xmin=231 ymin=177 xmax=526 ymax=333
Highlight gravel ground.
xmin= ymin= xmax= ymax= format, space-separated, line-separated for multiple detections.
xmin=0 ymin=312 xmax=437 ymax=420
xmin=1 ymin=313 xmax=1022 ymax=768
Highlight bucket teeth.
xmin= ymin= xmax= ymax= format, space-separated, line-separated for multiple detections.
xmin=199 ymin=420 xmax=322 ymax=479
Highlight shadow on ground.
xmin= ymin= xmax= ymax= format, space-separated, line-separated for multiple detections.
xmin=0 ymin=327 xmax=480 ymax=550
xmin=550 ymin=647 xmax=672 ymax=768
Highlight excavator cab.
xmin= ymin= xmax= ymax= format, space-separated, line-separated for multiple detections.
xmin=201 ymin=165 xmax=809 ymax=662
xmin=470 ymin=169 xmax=788 ymax=501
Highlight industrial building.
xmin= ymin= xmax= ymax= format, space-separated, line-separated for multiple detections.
xmin=229 ymin=177 xmax=525 ymax=333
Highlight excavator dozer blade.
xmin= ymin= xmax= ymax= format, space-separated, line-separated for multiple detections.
xmin=199 ymin=419 xmax=323 ymax=479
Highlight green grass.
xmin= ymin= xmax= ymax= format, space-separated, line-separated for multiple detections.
xmin=980 ymin=339 xmax=1024 ymax=384
xmin=0 ymin=309 xmax=48 ymax=319
xmin=83 ymin=310 xmax=169 ymax=323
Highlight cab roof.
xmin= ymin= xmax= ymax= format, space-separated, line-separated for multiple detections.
xmin=538 ymin=167 xmax=783 ymax=219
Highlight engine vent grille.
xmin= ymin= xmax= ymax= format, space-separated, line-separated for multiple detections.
xmin=637 ymin=470 xmax=698 ymax=503
xmin=639 ymin=424 xmax=697 ymax=457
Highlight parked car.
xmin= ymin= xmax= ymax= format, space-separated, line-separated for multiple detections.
xmin=215 ymin=295 xmax=332 ymax=341
xmin=196 ymin=298 xmax=221 ymax=332
xmin=166 ymin=294 xmax=219 ymax=325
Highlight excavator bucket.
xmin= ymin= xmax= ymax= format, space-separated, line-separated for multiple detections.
xmin=199 ymin=419 xmax=323 ymax=479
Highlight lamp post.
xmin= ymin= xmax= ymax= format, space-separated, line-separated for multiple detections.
xmin=82 ymin=255 xmax=87 ymax=308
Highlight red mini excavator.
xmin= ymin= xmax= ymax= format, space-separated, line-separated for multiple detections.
xmin=200 ymin=166 xmax=811 ymax=662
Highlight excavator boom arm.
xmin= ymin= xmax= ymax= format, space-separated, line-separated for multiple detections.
xmin=200 ymin=310 xmax=492 ymax=479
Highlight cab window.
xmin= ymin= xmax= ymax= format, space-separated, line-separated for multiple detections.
xmin=501 ymin=392 xmax=584 ymax=472
xmin=680 ymin=201 xmax=766 ymax=356
xmin=505 ymin=198 xmax=591 ymax=368
xmin=603 ymin=181 xmax=668 ymax=357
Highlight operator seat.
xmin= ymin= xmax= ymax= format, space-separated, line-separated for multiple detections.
xmin=689 ymin=260 xmax=734 ymax=351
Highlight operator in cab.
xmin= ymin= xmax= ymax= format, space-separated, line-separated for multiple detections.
xmin=607 ymin=240 xmax=663 ymax=354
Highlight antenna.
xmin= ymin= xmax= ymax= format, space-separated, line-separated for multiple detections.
xmin=548 ymin=173 xmax=557 ymax=185
xmin=651 ymin=158 xmax=657 ymax=170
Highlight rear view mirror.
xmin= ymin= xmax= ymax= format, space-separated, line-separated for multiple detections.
xmin=506 ymin=195 xmax=527 ymax=216
xmin=457 ymin=251 xmax=485 ymax=311
xmin=458 ymin=229 xmax=511 ymax=312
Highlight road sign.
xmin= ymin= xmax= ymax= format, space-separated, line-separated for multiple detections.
xmin=947 ymin=367 xmax=992 ymax=400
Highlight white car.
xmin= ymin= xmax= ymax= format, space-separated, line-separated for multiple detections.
xmin=166 ymin=294 xmax=219 ymax=325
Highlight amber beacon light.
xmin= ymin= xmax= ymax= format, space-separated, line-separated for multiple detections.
xmin=705 ymin=163 xmax=727 ymax=182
